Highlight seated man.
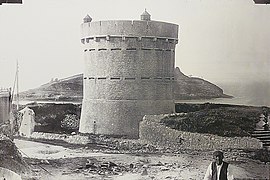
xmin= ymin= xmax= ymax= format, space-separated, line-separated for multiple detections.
xmin=204 ymin=150 xmax=234 ymax=180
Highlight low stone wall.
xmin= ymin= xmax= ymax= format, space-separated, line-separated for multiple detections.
xmin=30 ymin=132 xmax=90 ymax=145
xmin=139 ymin=114 xmax=263 ymax=150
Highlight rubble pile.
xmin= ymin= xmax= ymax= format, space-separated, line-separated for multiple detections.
xmin=87 ymin=135 xmax=158 ymax=153
xmin=74 ymin=158 xmax=187 ymax=178
xmin=77 ymin=159 xmax=128 ymax=176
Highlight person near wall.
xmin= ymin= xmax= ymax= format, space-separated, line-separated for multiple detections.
xmin=204 ymin=150 xmax=234 ymax=180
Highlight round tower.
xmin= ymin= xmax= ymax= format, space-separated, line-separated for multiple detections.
xmin=79 ymin=12 xmax=179 ymax=138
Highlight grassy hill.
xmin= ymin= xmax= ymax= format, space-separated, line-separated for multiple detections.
xmin=20 ymin=68 xmax=231 ymax=101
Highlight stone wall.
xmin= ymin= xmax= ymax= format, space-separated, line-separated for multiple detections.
xmin=30 ymin=132 xmax=90 ymax=145
xmin=139 ymin=114 xmax=263 ymax=150
xmin=0 ymin=91 xmax=11 ymax=124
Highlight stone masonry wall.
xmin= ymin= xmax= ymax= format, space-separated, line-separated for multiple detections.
xmin=139 ymin=114 xmax=263 ymax=150
xmin=0 ymin=92 xmax=11 ymax=124
xmin=81 ymin=20 xmax=179 ymax=39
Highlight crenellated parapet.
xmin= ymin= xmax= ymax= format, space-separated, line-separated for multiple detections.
xmin=81 ymin=20 xmax=178 ymax=40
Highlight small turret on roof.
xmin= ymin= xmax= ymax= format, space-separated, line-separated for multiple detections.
xmin=83 ymin=14 xmax=92 ymax=23
xmin=141 ymin=9 xmax=151 ymax=21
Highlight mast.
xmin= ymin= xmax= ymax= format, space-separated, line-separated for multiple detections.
xmin=16 ymin=60 xmax=19 ymax=110
xmin=11 ymin=60 xmax=19 ymax=110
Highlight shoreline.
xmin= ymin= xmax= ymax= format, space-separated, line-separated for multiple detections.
xmin=19 ymin=97 xmax=269 ymax=108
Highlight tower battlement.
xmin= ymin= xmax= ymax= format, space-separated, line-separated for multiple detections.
xmin=81 ymin=20 xmax=178 ymax=40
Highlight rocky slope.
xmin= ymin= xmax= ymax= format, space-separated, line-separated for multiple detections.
xmin=173 ymin=67 xmax=230 ymax=99
xmin=0 ymin=134 xmax=30 ymax=176
xmin=20 ymin=74 xmax=83 ymax=101
xmin=20 ymin=68 xmax=230 ymax=101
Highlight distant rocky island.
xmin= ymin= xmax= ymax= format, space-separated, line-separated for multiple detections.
xmin=20 ymin=67 xmax=231 ymax=102
xmin=173 ymin=67 xmax=231 ymax=100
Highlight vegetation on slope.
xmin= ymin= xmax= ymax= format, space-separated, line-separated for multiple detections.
xmin=26 ymin=103 xmax=81 ymax=133
xmin=162 ymin=103 xmax=269 ymax=137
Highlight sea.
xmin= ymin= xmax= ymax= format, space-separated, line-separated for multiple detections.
xmin=177 ymin=81 xmax=270 ymax=107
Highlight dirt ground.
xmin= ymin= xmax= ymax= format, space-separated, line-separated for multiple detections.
xmin=13 ymin=138 xmax=269 ymax=180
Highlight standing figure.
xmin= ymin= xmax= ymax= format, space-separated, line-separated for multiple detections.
xmin=263 ymin=109 xmax=269 ymax=130
xmin=204 ymin=150 xmax=234 ymax=180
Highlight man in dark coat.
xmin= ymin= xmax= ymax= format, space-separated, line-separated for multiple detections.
xmin=204 ymin=150 xmax=234 ymax=180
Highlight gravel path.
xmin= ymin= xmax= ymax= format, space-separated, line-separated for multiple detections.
xmin=14 ymin=139 xmax=269 ymax=180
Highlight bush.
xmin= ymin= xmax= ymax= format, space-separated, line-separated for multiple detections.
xmin=61 ymin=114 xmax=79 ymax=131
xmin=252 ymin=149 xmax=270 ymax=163
xmin=29 ymin=103 xmax=81 ymax=133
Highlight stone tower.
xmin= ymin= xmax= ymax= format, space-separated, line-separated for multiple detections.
xmin=79 ymin=11 xmax=179 ymax=138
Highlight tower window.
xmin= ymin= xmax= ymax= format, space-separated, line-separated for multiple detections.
xmin=126 ymin=48 xmax=137 ymax=51
xmin=111 ymin=48 xmax=121 ymax=51
xmin=141 ymin=77 xmax=150 ymax=80
xmin=141 ymin=48 xmax=152 ymax=51
xmin=110 ymin=77 xmax=121 ymax=80
xmin=125 ymin=77 xmax=135 ymax=80
xmin=98 ymin=77 xmax=106 ymax=80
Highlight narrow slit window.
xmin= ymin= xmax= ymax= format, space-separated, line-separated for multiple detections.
xmin=126 ymin=48 xmax=137 ymax=51
xmin=141 ymin=48 xmax=152 ymax=51
xmin=125 ymin=77 xmax=135 ymax=80
xmin=110 ymin=77 xmax=121 ymax=80
xmin=111 ymin=48 xmax=121 ymax=51
xmin=98 ymin=77 xmax=106 ymax=80
xmin=141 ymin=77 xmax=150 ymax=80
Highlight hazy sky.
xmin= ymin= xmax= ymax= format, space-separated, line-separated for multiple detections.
xmin=0 ymin=0 xmax=269 ymax=91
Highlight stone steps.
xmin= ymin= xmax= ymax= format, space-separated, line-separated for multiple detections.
xmin=251 ymin=130 xmax=270 ymax=147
